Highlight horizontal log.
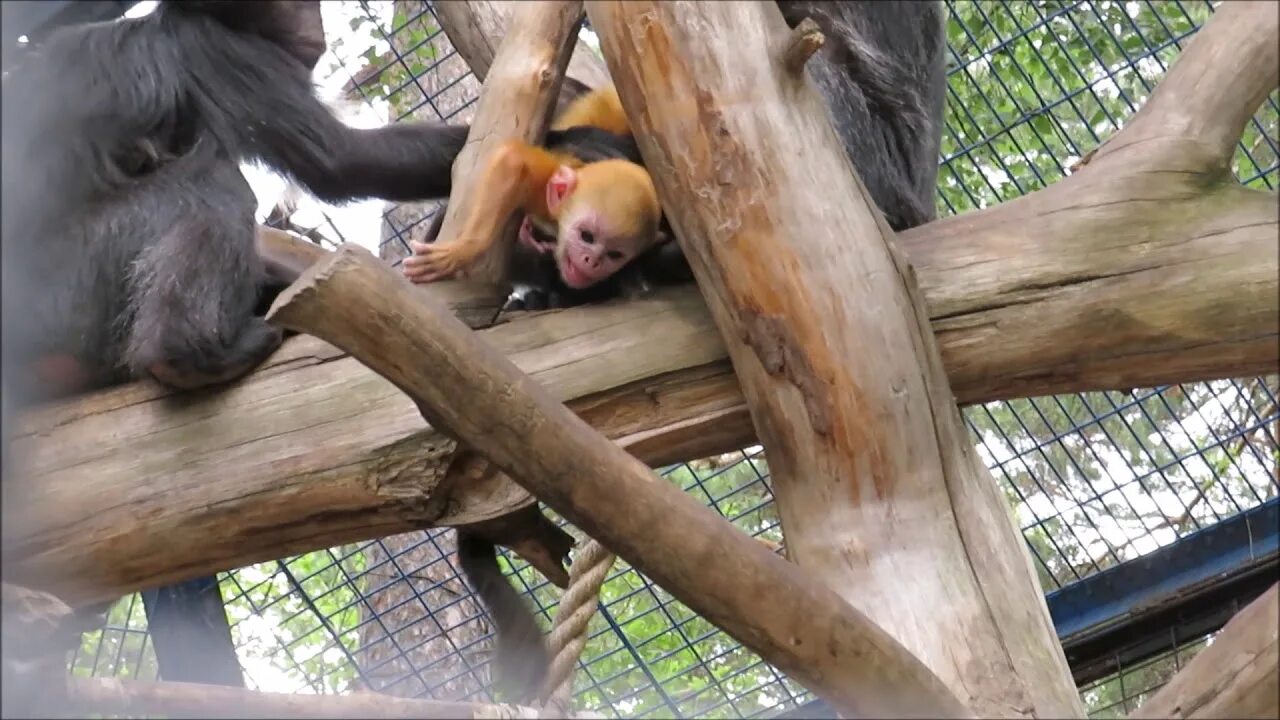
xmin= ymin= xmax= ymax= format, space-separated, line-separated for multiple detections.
xmin=7 ymin=158 xmax=1276 ymax=607
xmin=4 ymin=286 xmax=736 ymax=604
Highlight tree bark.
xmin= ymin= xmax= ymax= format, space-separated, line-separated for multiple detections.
xmin=430 ymin=1 xmax=583 ymax=285
xmin=901 ymin=0 xmax=1279 ymax=404
xmin=376 ymin=0 xmax=484 ymax=265
xmin=434 ymin=0 xmax=609 ymax=93
xmin=1131 ymin=583 xmax=1279 ymax=720
xmin=586 ymin=1 xmax=1086 ymax=717
xmin=264 ymin=244 xmax=969 ymax=718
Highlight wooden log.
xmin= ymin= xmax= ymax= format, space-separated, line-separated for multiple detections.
xmin=67 ymin=676 xmax=545 ymax=719
xmin=7 ymin=205 xmax=1275 ymax=608
xmin=265 ymin=244 xmax=969 ymax=718
xmin=586 ymin=1 xmax=1082 ymax=717
xmin=7 ymin=205 xmax=1276 ymax=607
xmin=3 ymin=285 xmax=732 ymax=605
xmin=1131 ymin=583 xmax=1279 ymax=720
xmin=428 ymin=1 xmax=581 ymax=285
xmin=433 ymin=0 xmax=610 ymax=92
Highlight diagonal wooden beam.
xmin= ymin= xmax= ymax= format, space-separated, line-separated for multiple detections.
xmin=267 ymin=244 xmax=969 ymax=718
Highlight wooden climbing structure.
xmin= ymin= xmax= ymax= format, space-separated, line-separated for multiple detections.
xmin=3 ymin=1 xmax=1277 ymax=718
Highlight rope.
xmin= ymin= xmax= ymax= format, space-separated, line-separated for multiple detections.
xmin=538 ymin=538 xmax=616 ymax=717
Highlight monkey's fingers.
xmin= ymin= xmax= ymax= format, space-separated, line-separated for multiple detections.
xmin=403 ymin=243 xmax=469 ymax=283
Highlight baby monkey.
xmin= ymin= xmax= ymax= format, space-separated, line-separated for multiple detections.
xmin=402 ymin=86 xmax=664 ymax=291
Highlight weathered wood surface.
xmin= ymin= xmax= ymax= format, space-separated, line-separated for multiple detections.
xmin=901 ymin=0 xmax=1279 ymax=404
xmin=1 ymin=583 xmax=105 ymax=717
xmin=434 ymin=0 xmax=610 ymax=93
xmin=1132 ymin=583 xmax=1280 ymax=720
xmin=588 ymin=1 xmax=1082 ymax=716
xmin=427 ymin=0 xmax=582 ymax=284
xmin=267 ymin=244 xmax=968 ymax=718
xmin=3 ymin=283 xmax=733 ymax=605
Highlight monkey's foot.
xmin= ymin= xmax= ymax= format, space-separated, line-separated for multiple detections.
xmin=403 ymin=240 xmax=474 ymax=283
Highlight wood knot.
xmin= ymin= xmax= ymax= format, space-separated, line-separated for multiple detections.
xmin=781 ymin=18 xmax=825 ymax=75
xmin=739 ymin=308 xmax=833 ymax=436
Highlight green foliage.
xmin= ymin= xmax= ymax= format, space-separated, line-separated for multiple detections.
xmin=69 ymin=594 xmax=156 ymax=681
xmin=342 ymin=4 xmax=442 ymax=120
xmin=938 ymin=0 xmax=1230 ymax=213
xmin=1080 ymin=635 xmax=1211 ymax=716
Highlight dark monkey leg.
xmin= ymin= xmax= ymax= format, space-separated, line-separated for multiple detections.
xmin=121 ymin=152 xmax=283 ymax=391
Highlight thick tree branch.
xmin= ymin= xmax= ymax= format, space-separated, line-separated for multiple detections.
xmin=430 ymin=1 xmax=581 ymax=284
xmin=588 ymin=1 xmax=1082 ymax=716
xmin=1092 ymin=1 xmax=1279 ymax=170
xmin=1132 ymin=583 xmax=1278 ymax=719
xmin=434 ymin=0 xmax=609 ymax=93
xmin=8 ymin=194 xmax=1274 ymax=607
xmin=264 ymin=245 xmax=968 ymax=718
xmin=900 ymin=176 xmax=1277 ymax=403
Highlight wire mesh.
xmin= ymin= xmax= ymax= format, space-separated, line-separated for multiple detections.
xmin=68 ymin=1 xmax=1279 ymax=718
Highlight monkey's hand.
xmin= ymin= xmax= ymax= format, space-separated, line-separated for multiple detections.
xmin=403 ymin=240 xmax=482 ymax=283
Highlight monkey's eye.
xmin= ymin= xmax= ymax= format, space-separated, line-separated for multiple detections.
xmin=606 ymin=250 xmax=625 ymax=261
xmin=580 ymin=230 xmax=595 ymax=245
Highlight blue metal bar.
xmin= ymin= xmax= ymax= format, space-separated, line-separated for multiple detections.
xmin=1048 ymin=498 xmax=1278 ymax=644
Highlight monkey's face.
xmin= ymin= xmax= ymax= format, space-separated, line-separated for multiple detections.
xmin=551 ymin=161 xmax=661 ymax=289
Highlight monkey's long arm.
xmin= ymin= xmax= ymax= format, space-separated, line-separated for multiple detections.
xmin=402 ymin=141 xmax=567 ymax=283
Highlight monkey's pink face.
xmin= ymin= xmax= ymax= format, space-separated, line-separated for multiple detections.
xmin=554 ymin=213 xmax=634 ymax=289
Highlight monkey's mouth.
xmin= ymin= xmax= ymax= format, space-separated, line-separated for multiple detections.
xmin=558 ymin=256 xmax=595 ymax=289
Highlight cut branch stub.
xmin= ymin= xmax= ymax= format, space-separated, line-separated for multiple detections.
xmin=266 ymin=243 xmax=970 ymax=719
xmin=780 ymin=18 xmax=824 ymax=75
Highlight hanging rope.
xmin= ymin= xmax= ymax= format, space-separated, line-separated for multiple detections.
xmin=538 ymin=538 xmax=616 ymax=717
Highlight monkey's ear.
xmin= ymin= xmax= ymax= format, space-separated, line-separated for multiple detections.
xmin=546 ymin=165 xmax=578 ymax=215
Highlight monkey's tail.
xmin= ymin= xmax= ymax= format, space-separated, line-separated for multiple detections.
xmin=456 ymin=530 xmax=549 ymax=704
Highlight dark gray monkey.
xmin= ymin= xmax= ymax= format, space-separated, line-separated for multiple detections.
xmin=777 ymin=0 xmax=949 ymax=231
xmin=0 ymin=1 xmax=470 ymax=408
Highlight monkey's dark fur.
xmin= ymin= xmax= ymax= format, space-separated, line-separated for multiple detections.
xmin=778 ymin=0 xmax=948 ymax=231
xmin=456 ymin=532 xmax=548 ymax=702
xmin=0 ymin=1 xmax=469 ymax=408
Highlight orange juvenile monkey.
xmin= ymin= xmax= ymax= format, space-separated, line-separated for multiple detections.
xmin=402 ymin=86 xmax=665 ymax=291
